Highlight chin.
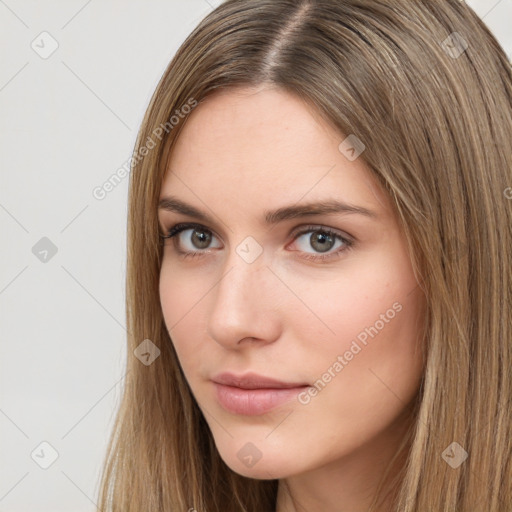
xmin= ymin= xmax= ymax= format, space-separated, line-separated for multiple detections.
xmin=218 ymin=447 xmax=300 ymax=480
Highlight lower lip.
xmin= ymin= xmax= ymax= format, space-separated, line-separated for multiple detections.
xmin=213 ymin=382 xmax=309 ymax=416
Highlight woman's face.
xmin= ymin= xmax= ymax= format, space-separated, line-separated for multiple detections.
xmin=158 ymin=85 xmax=426 ymax=482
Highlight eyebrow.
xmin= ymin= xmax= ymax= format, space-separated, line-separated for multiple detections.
xmin=158 ymin=196 xmax=378 ymax=226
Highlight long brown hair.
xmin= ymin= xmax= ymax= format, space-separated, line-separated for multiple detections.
xmin=97 ymin=1 xmax=512 ymax=510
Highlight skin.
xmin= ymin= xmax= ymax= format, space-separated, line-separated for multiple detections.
xmin=157 ymin=85 xmax=426 ymax=512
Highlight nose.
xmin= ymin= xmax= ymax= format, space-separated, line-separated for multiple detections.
xmin=206 ymin=252 xmax=281 ymax=349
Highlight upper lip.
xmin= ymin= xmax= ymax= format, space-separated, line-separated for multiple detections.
xmin=212 ymin=371 xmax=308 ymax=390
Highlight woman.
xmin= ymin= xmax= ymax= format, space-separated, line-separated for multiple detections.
xmin=98 ymin=1 xmax=512 ymax=510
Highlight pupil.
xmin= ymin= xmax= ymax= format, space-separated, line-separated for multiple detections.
xmin=312 ymin=232 xmax=333 ymax=253
xmin=193 ymin=230 xmax=211 ymax=249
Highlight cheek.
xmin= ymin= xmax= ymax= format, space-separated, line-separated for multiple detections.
xmin=158 ymin=264 xmax=207 ymax=365
xmin=159 ymin=258 xmax=212 ymax=319
xmin=284 ymin=251 xmax=417 ymax=342
xmin=285 ymin=249 xmax=425 ymax=405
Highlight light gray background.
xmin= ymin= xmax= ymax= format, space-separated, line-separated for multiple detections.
xmin=0 ymin=1 xmax=510 ymax=510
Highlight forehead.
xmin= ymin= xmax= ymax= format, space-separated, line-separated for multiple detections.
xmin=160 ymin=86 xmax=390 ymax=221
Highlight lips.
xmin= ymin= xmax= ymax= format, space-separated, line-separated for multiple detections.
xmin=211 ymin=371 xmax=308 ymax=389
xmin=211 ymin=372 xmax=310 ymax=415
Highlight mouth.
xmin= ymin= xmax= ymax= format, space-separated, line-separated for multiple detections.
xmin=211 ymin=372 xmax=310 ymax=415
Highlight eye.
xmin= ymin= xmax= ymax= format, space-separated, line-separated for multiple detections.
xmin=287 ymin=225 xmax=354 ymax=262
xmin=160 ymin=222 xmax=221 ymax=259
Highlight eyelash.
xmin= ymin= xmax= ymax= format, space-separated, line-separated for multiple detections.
xmin=159 ymin=222 xmax=354 ymax=263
